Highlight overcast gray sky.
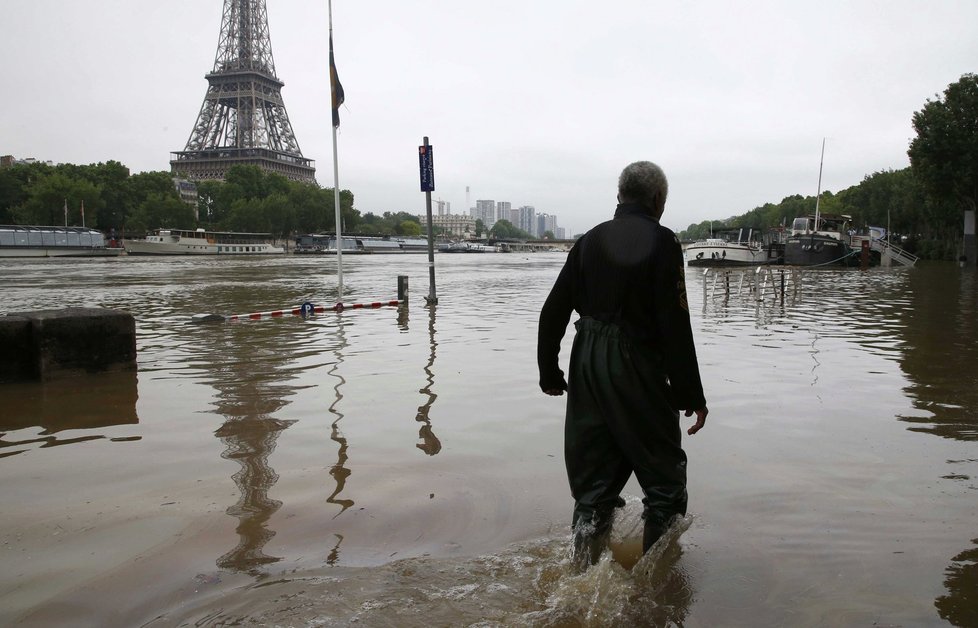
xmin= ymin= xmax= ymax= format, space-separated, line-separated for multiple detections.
xmin=3 ymin=0 xmax=976 ymax=235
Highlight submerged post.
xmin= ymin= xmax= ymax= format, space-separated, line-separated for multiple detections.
xmin=398 ymin=275 xmax=409 ymax=302
xmin=964 ymin=210 xmax=976 ymax=269
xmin=419 ymin=136 xmax=438 ymax=304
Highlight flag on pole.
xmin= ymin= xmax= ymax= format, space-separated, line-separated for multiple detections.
xmin=63 ymin=198 xmax=68 ymax=226
xmin=81 ymin=199 xmax=85 ymax=227
xmin=329 ymin=35 xmax=345 ymax=128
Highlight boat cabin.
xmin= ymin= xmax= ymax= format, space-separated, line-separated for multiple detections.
xmin=790 ymin=214 xmax=852 ymax=239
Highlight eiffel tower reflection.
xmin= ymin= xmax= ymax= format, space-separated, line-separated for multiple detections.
xmin=207 ymin=325 xmax=300 ymax=575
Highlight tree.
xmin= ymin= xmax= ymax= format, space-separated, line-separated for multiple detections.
xmin=130 ymin=171 xmax=179 ymax=204
xmin=87 ymin=161 xmax=133 ymax=231
xmin=489 ymin=219 xmax=532 ymax=240
xmin=196 ymin=180 xmax=224 ymax=226
xmin=14 ymin=172 xmax=102 ymax=226
xmin=542 ymin=230 xmax=556 ymax=239
xmin=225 ymin=165 xmax=267 ymax=200
xmin=127 ymin=194 xmax=195 ymax=232
xmin=0 ymin=167 xmax=26 ymax=223
xmin=908 ymin=74 xmax=978 ymax=215
xmin=397 ymin=219 xmax=422 ymax=236
xmin=475 ymin=218 xmax=485 ymax=237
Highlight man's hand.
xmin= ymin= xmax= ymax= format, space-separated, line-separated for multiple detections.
xmin=543 ymin=388 xmax=564 ymax=396
xmin=684 ymin=406 xmax=708 ymax=435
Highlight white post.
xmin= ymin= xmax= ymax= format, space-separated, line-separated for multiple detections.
xmin=329 ymin=0 xmax=343 ymax=301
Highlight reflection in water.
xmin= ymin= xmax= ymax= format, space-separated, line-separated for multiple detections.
xmin=0 ymin=370 xmax=139 ymax=457
xmin=201 ymin=324 xmax=303 ymax=575
xmin=326 ymin=534 xmax=344 ymax=566
xmin=215 ymin=416 xmax=296 ymax=574
xmin=936 ymin=538 xmax=978 ymax=627
xmin=898 ymin=268 xmax=978 ymax=440
xmin=326 ymin=317 xmax=354 ymax=517
xmin=697 ymin=265 xmax=978 ymax=625
xmin=414 ymin=305 xmax=441 ymax=456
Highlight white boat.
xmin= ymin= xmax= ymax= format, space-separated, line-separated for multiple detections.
xmin=437 ymin=241 xmax=498 ymax=253
xmin=685 ymin=228 xmax=770 ymax=267
xmin=0 ymin=225 xmax=124 ymax=258
xmin=359 ymin=236 xmax=429 ymax=253
xmin=125 ymin=228 xmax=284 ymax=255
xmin=294 ymin=234 xmax=370 ymax=254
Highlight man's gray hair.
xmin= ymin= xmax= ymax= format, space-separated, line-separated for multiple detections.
xmin=618 ymin=161 xmax=668 ymax=212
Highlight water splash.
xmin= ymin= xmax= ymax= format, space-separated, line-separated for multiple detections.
xmin=519 ymin=502 xmax=694 ymax=627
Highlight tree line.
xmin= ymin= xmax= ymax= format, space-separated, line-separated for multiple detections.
xmin=679 ymin=74 xmax=978 ymax=261
xmin=0 ymin=162 xmax=430 ymax=238
xmin=0 ymin=158 xmax=545 ymax=241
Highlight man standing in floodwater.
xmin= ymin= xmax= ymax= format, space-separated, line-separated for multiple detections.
xmin=537 ymin=160 xmax=708 ymax=568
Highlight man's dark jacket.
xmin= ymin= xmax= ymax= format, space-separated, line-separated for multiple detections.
xmin=537 ymin=203 xmax=706 ymax=410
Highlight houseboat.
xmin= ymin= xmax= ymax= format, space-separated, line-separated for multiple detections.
xmin=685 ymin=227 xmax=774 ymax=267
xmin=0 ymin=225 xmax=123 ymax=258
xmin=783 ymin=214 xmax=856 ymax=267
xmin=125 ymin=229 xmax=284 ymax=255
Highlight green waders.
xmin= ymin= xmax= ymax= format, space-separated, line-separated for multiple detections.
xmin=565 ymin=317 xmax=688 ymax=567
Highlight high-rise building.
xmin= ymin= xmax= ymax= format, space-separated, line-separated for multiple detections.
xmin=537 ymin=213 xmax=558 ymax=238
xmin=517 ymin=205 xmax=536 ymax=236
xmin=496 ymin=202 xmax=512 ymax=224
xmin=473 ymin=200 xmax=496 ymax=226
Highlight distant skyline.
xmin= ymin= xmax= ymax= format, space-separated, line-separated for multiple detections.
xmin=2 ymin=0 xmax=976 ymax=235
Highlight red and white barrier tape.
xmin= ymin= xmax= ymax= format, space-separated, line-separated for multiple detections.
xmin=226 ymin=300 xmax=402 ymax=322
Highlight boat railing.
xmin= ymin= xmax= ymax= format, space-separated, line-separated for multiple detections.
xmin=701 ymin=266 xmax=805 ymax=306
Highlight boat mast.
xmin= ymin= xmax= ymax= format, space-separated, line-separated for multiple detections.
xmin=813 ymin=138 xmax=825 ymax=233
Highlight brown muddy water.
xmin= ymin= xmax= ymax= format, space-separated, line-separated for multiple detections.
xmin=1 ymin=254 xmax=976 ymax=627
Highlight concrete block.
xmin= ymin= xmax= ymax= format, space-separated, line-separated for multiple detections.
xmin=0 ymin=315 xmax=34 ymax=383
xmin=3 ymin=308 xmax=136 ymax=382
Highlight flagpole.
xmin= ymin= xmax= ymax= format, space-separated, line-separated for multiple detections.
xmin=329 ymin=0 xmax=343 ymax=302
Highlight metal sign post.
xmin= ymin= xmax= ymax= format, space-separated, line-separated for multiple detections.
xmin=419 ymin=137 xmax=438 ymax=304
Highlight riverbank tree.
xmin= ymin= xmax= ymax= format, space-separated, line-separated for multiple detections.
xmin=0 ymin=161 xmax=362 ymax=237
xmin=679 ymin=74 xmax=977 ymax=260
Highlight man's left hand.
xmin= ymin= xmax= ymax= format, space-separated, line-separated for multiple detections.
xmin=684 ymin=406 xmax=708 ymax=435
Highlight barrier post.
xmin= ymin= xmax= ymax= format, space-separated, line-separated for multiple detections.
xmin=398 ymin=275 xmax=409 ymax=302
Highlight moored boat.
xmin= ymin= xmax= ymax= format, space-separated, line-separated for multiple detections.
xmin=359 ymin=236 xmax=429 ymax=253
xmin=0 ymin=225 xmax=124 ymax=258
xmin=437 ymin=241 xmax=498 ymax=253
xmin=783 ymin=214 xmax=856 ymax=267
xmin=294 ymin=234 xmax=369 ymax=254
xmin=783 ymin=139 xmax=858 ymax=268
xmin=125 ymin=228 xmax=284 ymax=255
xmin=686 ymin=228 xmax=772 ymax=267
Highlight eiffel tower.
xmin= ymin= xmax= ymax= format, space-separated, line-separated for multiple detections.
xmin=170 ymin=0 xmax=316 ymax=184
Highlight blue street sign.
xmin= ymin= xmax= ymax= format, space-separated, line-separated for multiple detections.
xmin=419 ymin=145 xmax=435 ymax=192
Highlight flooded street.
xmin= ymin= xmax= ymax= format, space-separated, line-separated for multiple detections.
xmin=1 ymin=254 xmax=976 ymax=626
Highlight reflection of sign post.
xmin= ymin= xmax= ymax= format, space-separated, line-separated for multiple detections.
xmin=419 ymin=145 xmax=435 ymax=192
xmin=420 ymin=137 xmax=437 ymax=304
